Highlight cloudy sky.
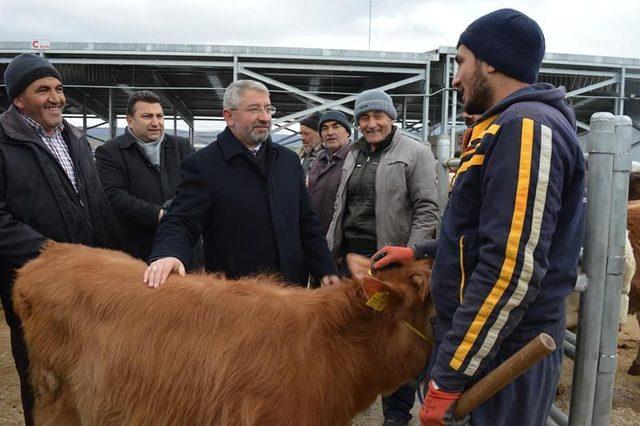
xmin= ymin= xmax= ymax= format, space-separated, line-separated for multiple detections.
xmin=1 ymin=0 xmax=639 ymax=58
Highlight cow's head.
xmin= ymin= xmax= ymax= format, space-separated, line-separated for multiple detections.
xmin=346 ymin=253 xmax=432 ymax=318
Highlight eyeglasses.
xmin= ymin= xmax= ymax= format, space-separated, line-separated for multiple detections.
xmin=229 ymin=106 xmax=277 ymax=115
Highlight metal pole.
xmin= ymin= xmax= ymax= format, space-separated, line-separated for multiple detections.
xmin=450 ymin=60 xmax=458 ymax=154
xmin=402 ymin=97 xmax=407 ymax=130
xmin=174 ymin=111 xmax=178 ymax=136
xmin=592 ymin=115 xmax=632 ymax=424
xmin=569 ymin=112 xmax=616 ymax=426
xmin=441 ymin=55 xmax=450 ymax=139
xmin=368 ymin=1 xmax=372 ymax=50
xmin=233 ymin=56 xmax=238 ymax=82
xmin=108 ymin=88 xmax=116 ymax=140
xmin=618 ymin=68 xmax=626 ymax=116
xmin=423 ymin=60 xmax=431 ymax=140
xmin=436 ymin=135 xmax=450 ymax=237
xmin=82 ymin=98 xmax=87 ymax=133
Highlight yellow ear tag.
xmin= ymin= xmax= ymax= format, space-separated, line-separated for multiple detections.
xmin=366 ymin=291 xmax=389 ymax=312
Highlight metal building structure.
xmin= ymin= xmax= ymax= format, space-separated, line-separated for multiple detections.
xmin=0 ymin=41 xmax=638 ymax=424
xmin=0 ymin=41 xmax=639 ymax=150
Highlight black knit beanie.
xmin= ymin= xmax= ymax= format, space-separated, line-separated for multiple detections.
xmin=4 ymin=53 xmax=62 ymax=100
xmin=318 ymin=110 xmax=352 ymax=136
xmin=457 ymin=9 xmax=545 ymax=84
xmin=300 ymin=112 xmax=321 ymax=132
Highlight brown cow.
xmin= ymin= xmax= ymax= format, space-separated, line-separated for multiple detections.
xmin=13 ymin=242 xmax=434 ymax=425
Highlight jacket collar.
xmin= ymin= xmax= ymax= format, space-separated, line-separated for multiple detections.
xmin=0 ymin=105 xmax=83 ymax=146
xmin=118 ymin=129 xmax=174 ymax=150
xmin=216 ymin=126 xmax=276 ymax=161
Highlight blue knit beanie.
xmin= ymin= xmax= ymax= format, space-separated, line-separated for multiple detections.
xmin=4 ymin=53 xmax=62 ymax=100
xmin=354 ymin=89 xmax=397 ymax=122
xmin=457 ymin=9 xmax=545 ymax=84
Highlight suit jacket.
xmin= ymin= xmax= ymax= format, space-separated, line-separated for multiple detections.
xmin=149 ymin=127 xmax=336 ymax=285
xmin=95 ymin=131 xmax=194 ymax=261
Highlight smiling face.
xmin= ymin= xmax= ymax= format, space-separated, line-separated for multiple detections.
xmin=13 ymin=76 xmax=66 ymax=134
xmin=452 ymin=45 xmax=495 ymax=115
xmin=320 ymin=120 xmax=350 ymax=154
xmin=127 ymin=101 xmax=165 ymax=142
xmin=358 ymin=111 xmax=394 ymax=147
xmin=223 ymin=89 xmax=272 ymax=148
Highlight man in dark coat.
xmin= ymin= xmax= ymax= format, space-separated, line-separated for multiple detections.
xmin=307 ymin=110 xmax=352 ymax=236
xmin=144 ymin=80 xmax=338 ymax=287
xmin=0 ymin=53 xmax=121 ymax=425
xmin=95 ymin=90 xmax=198 ymax=264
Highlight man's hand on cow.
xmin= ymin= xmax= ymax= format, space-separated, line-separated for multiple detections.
xmin=320 ymin=275 xmax=341 ymax=287
xmin=371 ymin=245 xmax=415 ymax=270
xmin=420 ymin=380 xmax=469 ymax=426
xmin=143 ymin=257 xmax=186 ymax=288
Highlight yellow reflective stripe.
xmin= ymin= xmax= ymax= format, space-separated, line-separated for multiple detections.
xmin=460 ymin=147 xmax=477 ymax=160
xmin=459 ymin=236 xmax=465 ymax=303
xmin=479 ymin=124 xmax=501 ymax=139
xmin=449 ymin=118 xmax=534 ymax=371
xmin=457 ymin=155 xmax=485 ymax=175
xmin=470 ymin=114 xmax=499 ymax=140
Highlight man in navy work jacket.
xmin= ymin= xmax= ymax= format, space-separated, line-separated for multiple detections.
xmin=144 ymin=79 xmax=338 ymax=287
xmin=373 ymin=9 xmax=585 ymax=426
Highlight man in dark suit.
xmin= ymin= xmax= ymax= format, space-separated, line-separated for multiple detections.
xmin=143 ymin=80 xmax=338 ymax=287
xmin=95 ymin=91 xmax=198 ymax=264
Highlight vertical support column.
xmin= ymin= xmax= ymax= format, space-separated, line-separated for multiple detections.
xmin=189 ymin=124 xmax=194 ymax=146
xmin=173 ymin=111 xmax=178 ymax=136
xmin=108 ymin=88 xmax=116 ymax=140
xmin=440 ymin=55 xmax=450 ymax=138
xmin=436 ymin=135 xmax=451 ymax=237
xmin=82 ymin=97 xmax=87 ymax=133
xmin=449 ymin=60 xmax=458 ymax=154
xmin=402 ymin=97 xmax=407 ymax=130
xmin=233 ymin=56 xmax=239 ymax=82
xmin=569 ymin=112 xmax=616 ymax=426
xmin=422 ymin=60 xmax=431 ymax=142
xmin=617 ymin=68 xmax=626 ymax=116
xmin=592 ymin=115 xmax=632 ymax=425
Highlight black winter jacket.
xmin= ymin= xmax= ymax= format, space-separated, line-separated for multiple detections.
xmin=95 ymin=132 xmax=194 ymax=261
xmin=0 ymin=106 xmax=121 ymax=302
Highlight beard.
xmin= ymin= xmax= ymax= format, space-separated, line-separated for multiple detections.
xmin=248 ymin=125 xmax=270 ymax=143
xmin=464 ymin=64 xmax=494 ymax=115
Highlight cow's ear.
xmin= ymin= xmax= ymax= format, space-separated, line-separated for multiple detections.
xmin=361 ymin=276 xmax=403 ymax=313
xmin=347 ymin=253 xmax=372 ymax=282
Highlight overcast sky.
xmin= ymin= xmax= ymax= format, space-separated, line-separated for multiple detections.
xmin=1 ymin=0 xmax=639 ymax=58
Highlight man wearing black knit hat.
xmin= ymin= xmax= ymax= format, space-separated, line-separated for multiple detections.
xmin=0 ymin=53 xmax=121 ymax=424
xmin=372 ymin=9 xmax=585 ymax=426
xmin=298 ymin=112 xmax=323 ymax=181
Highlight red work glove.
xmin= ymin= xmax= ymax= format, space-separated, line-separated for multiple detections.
xmin=420 ymin=380 xmax=465 ymax=426
xmin=371 ymin=245 xmax=415 ymax=270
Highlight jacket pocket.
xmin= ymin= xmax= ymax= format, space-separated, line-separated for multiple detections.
xmin=458 ymin=232 xmax=479 ymax=302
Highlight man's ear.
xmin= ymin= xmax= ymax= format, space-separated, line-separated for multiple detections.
xmin=346 ymin=253 xmax=371 ymax=282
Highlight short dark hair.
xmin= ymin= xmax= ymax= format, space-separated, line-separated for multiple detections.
xmin=126 ymin=90 xmax=163 ymax=116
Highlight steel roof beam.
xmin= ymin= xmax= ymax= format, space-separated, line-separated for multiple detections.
xmin=565 ymin=77 xmax=620 ymax=97
xmin=152 ymin=71 xmax=194 ymax=127
xmin=63 ymin=87 xmax=109 ymax=122
xmin=272 ymin=73 xmax=425 ymax=126
xmin=239 ymin=67 xmax=354 ymax=116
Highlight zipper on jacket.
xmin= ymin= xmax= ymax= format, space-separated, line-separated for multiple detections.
xmin=458 ymin=235 xmax=465 ymax=303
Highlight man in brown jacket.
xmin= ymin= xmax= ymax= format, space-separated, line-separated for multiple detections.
xmin=307 ymin=110 xmax=352 ymax=236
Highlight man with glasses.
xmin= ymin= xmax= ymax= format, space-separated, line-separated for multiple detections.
xmin=144 ymin=80 xmax=338 ymax=288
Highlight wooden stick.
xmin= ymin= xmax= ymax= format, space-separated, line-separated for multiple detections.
xmin=454 ymin=333 xmax=557 ymax=418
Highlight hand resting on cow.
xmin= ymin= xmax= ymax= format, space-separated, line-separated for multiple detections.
xmin=144 ymin=257 xmax=340 ymax=288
